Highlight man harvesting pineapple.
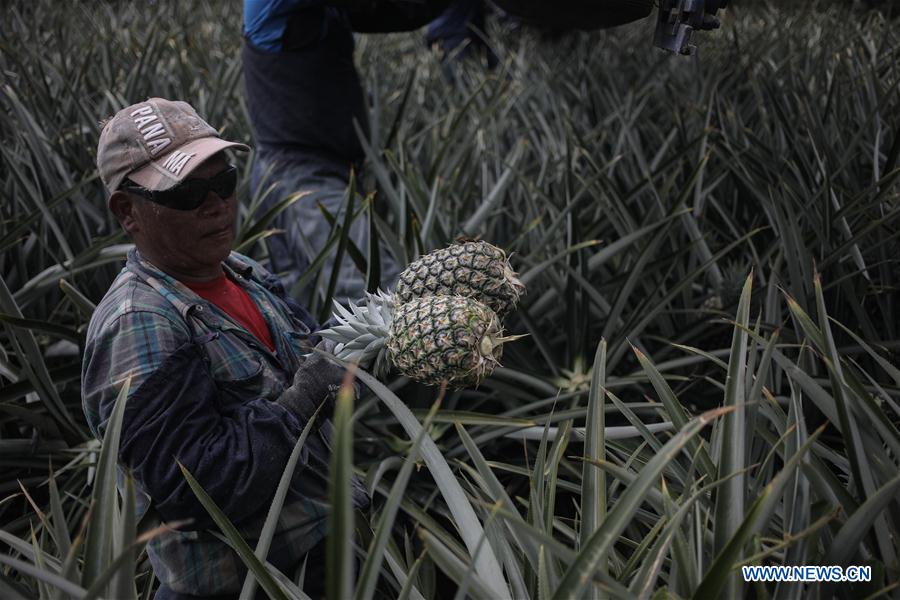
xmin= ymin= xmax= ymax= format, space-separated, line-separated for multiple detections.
xmin=82 ymin=97 xmax=525 ymax=599
xmin=82 ymin=98 xmax=367 ymax=599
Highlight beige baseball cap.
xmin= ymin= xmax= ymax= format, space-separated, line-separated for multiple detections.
xmin=97 ymin=98 xmax=249 ymax=195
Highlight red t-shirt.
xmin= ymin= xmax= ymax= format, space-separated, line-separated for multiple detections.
xmin=183 ymin=273 xmax=276 ymax=352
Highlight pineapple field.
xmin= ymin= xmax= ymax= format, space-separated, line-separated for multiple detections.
xmin=1 ymin=0 xmax=900 ymax=598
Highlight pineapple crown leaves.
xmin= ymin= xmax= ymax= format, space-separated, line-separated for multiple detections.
xmin=317 ymin=290 xmax=395 ymax=377
xmin=319 ymin=289 xmax=527 ymax=388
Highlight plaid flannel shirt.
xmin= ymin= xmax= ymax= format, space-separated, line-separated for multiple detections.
xmin=82 ymin=247 xmax=366 ymax=596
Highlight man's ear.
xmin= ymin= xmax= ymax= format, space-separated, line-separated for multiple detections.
xmin=109 ymin=191 xmax=141 ymax=234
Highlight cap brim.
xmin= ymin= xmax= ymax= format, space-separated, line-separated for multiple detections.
xmin=127 ymin=137 xmax=250 ymax=191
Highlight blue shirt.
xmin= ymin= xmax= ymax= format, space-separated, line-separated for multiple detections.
xmin=244 ymin=0 xmax=329 ymax=52
xmin=241 ymin=0 xmax=451 ymax=164
xmin=242 ymin=0 xmax=367 ymax=166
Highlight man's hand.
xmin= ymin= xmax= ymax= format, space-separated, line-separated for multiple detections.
xmin=276 ymin=348 xmax=352 ymax=423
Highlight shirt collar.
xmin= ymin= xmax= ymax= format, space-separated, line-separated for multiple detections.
xmin=125 ymin=248 xmax=262 ymax=325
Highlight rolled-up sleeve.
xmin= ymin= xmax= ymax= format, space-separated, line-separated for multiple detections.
xmin=82 ymin=310 xmax=189 ymax=440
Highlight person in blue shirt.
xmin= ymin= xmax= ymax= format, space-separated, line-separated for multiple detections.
xmin=243 ymin=1 xmax=463 ymax=304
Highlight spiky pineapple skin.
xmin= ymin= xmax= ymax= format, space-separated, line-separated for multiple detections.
xmin=394 ymin=241 xmax=524 ymax=318
xmin=386 ymin=295 xmax=503 ymax=387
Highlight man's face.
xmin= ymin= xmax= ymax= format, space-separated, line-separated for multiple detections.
xmin=114 ymin=154 xmax=237 ymax=280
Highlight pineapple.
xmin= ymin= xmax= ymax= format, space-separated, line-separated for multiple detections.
xmin=319 ymin=291 xmax=519 ymax=388
xmin=394 ymin=241 xmax=525 ymax=318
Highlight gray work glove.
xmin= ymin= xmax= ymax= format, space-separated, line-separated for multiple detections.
xmin=276 ymin=347 xmax=351 ymax=424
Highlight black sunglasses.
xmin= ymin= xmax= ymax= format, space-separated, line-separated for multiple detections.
xmin=121 ymin=165 xmax=238 ymax=211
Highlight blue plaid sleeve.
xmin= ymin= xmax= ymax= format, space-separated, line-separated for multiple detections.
xmin=83 ymin=309 xmax=309 ymax=527
xmin=118 ymin=335 xmax=308 ymax=527
xmin=82 ymin=309 xmax=191 ymax=440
